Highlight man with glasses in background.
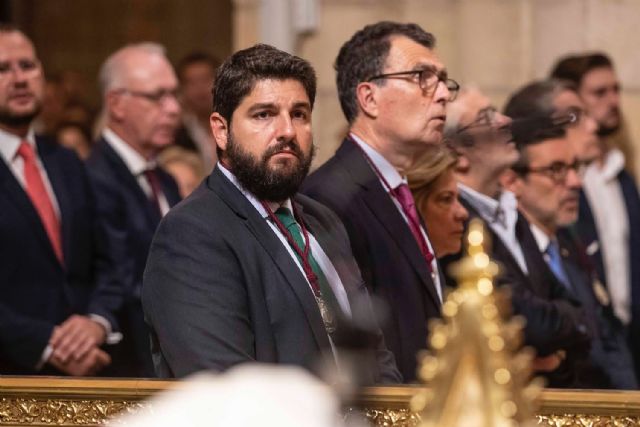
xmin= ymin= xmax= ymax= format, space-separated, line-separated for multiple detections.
xmin=87 ymin=43 xmax=182 ymax=376
xmin=303 ymin=21 xmax=458 ymax=382
xmin=552 ymin=55 xmax=640 ymax=379
xmin=441 ymin=85 xmax=591 ymax=387
xmin=503 ymin=79 xmax=637 ymax=389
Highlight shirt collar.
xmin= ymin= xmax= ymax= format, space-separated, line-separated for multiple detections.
xmin=217 ymin=161 xmax=292 ymax=219
xmin=458 ymin=183 xmax=518 ymax=226
xmin=599 ymin=148 xmax=626 ymax=181
xmin=103 ymin=128 xmax=157 ymax=176
xmin=0 ymin=127 xmax=36 ymax=164
xmin=529 ymin=223 xmax=552 ymax=253
xmin=350 ymin=132 xmax=405 ymax=190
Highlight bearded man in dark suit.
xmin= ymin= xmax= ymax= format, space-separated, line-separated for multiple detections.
xmin=0 ymin=25 xmax=117 ymax=375
xmin=142 ymin=43 xmax=401 ymax=384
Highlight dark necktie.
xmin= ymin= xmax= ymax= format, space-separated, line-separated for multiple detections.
xmin=275 ymin=207 xmax=340 ymax=320
xmin=143 ymin=168 xmax=163 ymax=215
xmin=17 ymin=141 xmax=64 ymax=264
xmin=392 ymin=183 xmax=435 ymax=270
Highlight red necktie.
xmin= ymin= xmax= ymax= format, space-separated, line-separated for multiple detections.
xmin=392 ymin=183 xmax=434 ymax=270
xmin=17 ymin=141 xmax=64 ymax=264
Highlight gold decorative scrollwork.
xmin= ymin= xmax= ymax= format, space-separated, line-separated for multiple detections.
xmin=364 ymin=409 xmax=422 ymax=427
xmin=536 ymin=414 xmax=640 ymax=426
xmin=0 ymin=398 xmax=148 ymax=426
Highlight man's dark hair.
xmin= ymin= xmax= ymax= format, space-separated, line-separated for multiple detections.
xmin=504 ymin=79 xmax=576 ymax=172
xmin=550 ymin=53 xmax=614 ymax=87
xmin=212 ymin=43 xmax=316 ymax=123
xmin=176 ymin=51 xmax=221 ymax=83
xmin=335 ymin=21 xmax=436 ymax=123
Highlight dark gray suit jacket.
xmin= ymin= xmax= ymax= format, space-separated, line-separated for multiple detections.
xmin=302 ymin=138 xmax=442 ymax=382
xmin=142 ymin=166 xmax=401 ymax=384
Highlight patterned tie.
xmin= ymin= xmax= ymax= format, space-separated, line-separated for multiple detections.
xmin=275 ymin=207 xmax=340 ymax=314
xmin=545 ymin=240 xmax=572 ymax=291
xmin=392 ymin=183 xmax=435 ymax=270
xmin=17 ymin=141 xmax=64 ymax=264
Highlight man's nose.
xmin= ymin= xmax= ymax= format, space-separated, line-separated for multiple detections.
xmin=276 ymin=114 xmax=296 ymax=140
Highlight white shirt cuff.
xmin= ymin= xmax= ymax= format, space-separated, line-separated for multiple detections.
xmin=89 ymin=314 xmax=123 ymax=345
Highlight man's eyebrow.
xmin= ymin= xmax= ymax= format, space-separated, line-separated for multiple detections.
xmin=413 ymin=62 xmax=448 ymax=79
xmin=292 ymin=101 xmax=311 ymax=110
xmin=247 ymin=102 xmax=277 ymax=112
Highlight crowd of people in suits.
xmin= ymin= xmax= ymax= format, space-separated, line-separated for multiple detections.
xmin=1 ymin=19 xmax=639 ymax=390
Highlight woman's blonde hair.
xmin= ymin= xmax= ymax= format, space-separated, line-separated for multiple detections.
xmin=407 ymin=145 xmax=458 ymax=209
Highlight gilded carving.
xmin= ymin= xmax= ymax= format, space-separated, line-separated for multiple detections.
xmin=364 ymin=409 xmax=421 ymax=427
xmin=0 ymin=398 xmax=147 ymax=426
xmin=536 ymin=414 xmax=640 ymax=427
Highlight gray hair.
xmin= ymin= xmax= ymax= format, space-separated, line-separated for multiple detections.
xmin=98 ymin=42 xmax=167 ymax=96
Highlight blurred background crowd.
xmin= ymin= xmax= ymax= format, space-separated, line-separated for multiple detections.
xmin=1 ymin=0 xmax=640 ymax=390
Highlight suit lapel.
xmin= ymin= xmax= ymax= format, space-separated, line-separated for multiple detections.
xmin=209 ymin=169 xmax=332 ymax=351
xmin=0 ymin=143 xmax=63 ymax=269
xmin=37 ymin=138 xmax=72 ymax=265
xmin=336 ymin=140 xmax=441 ymax=308
xmin=97 ymin=139 xmax=160 ymax=225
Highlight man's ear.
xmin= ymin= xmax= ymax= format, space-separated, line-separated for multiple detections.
xmin=355 ymin=82 xmax=380 ymax=119
xmin=210 ymin=112 xmax=229 ymax=152
xmin=454 ymin=151 xmax=471 ymax=174
xmin=500 ymin=168 xmax=522 ymax=197
xmin=106 ymin=90 xmax=125 ymax=121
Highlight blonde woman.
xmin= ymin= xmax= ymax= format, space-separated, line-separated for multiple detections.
xmin=408 ymin=145 xmax=468 ymax=258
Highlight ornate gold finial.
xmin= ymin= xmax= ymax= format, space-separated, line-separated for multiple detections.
xmin=411 ymin=219 xmax=542 ymax=427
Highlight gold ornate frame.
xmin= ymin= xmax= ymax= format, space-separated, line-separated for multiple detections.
xmin=1 ymin=377 xmax=639 ymax=426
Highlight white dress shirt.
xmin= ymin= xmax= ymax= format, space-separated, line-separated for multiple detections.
xmin=103 ymin=128 xmax=171 ymax=217
xmin=0 ymin=127 xmax=120 ymax=368
xmin=458 ymin=184 xmax=529 ymax=275
xmin=582 ymin=148 xmax=630 ymax=324
xmin=350 ymin=133 xmax=443 ymax=302
xmin=0 ymin=127 xmax=60 ymax=216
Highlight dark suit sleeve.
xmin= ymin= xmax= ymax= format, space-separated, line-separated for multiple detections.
xmin=499 ymin=269 xmax=590 ymax=356
xmin=0 ymin=303 xmax=53 ymax=369
xmin=142 ymin=207 xmax=255 ymax=377
xmin=82 ymin=165 xmax=123 ymax=330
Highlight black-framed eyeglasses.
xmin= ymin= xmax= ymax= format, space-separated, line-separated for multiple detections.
xmin=366 ymin=68 xmax=459 ymax=101
xmin=116 ymin=88 xmax=179 ymax=104
xmin=514 ymin=159 xmax=587 ymax=184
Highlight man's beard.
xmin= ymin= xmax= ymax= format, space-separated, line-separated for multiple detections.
xmin=225 ymin=132 xmax=315 ymax=202
xmin=0 ymin=104 xmax=41 ymax=129
xmin=596 ymin=107 xmax=621 ymax=137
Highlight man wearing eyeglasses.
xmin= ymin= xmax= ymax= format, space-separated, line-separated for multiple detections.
xmin=302 ymin=21 xmax=458 ymax=382
xmin=0 ymin=25 xmax=118 ymax=376
xmin=87 ymin=43 xmax=182 ymax=376
xmin=552 ymin=54 xmax=640 ymax=380
xmin=442 ymin=84 xmax=592 ymax=387
xmin=503 ymin=78 xmax=637 ymax=389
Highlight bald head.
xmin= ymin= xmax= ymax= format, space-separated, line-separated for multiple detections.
xmin=100 ymin=42 xmax=180 ymax=158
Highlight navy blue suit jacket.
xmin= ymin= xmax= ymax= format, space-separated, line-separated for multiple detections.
xmin=0 ymin=136 xmax=120 ymax=374
xmin=86 ymin=137 xmax=180 ymax=376
xmin=576 ymin=169 xmax=640 ymax=379
xmin=557 ymin=229 xmax=638 ymax=389
xmin=302 ymin=138 xmax=442 ymax=382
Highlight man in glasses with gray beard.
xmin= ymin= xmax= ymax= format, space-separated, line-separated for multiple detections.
xmin=142 ymin=43 xmax=401 ymax=384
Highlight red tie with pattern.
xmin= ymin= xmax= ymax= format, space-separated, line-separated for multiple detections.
xmin=392 ymin=183 xmax=434 ymax=271
xmin=17 ymin=141 xmax=64 ymax=264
